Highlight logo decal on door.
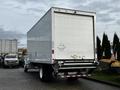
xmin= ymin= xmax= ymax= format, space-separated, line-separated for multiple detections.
xmin=57 ymin=43 xmax=66 ymax=51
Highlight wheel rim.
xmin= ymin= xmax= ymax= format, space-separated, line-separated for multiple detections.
xmin=39 ymin=67 xmax=43 ymax=79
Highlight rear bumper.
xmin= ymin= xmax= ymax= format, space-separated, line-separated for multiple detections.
xmin=54 ymin=59 xmax=98 ymax=78
xmin=58 ymin=66 xmax=96 ymax=72
xmin=58 ymin=73 xmax=91 ymax=78
xmin=56 ymin=60 xmax=98 ymax=71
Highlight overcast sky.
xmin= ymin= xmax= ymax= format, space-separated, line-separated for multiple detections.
xmin=0 ymin=0 xmax=120 ymax=47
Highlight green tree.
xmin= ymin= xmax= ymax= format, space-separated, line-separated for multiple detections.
xmin=117 ymin=42 xmax=120 ymax=61
xmin=97 ymin=36 xmax=102 ymax=60
xmin=102 ymin=33 xmax=111 ymax=59
xmin=113 ymin=33 xmax=119 ymax=55
xmin=105 ymin=40 xmax=111 ymax=59
xmin=102 ymin=33 xmax=107 ymax=57
xmin=102 ymin=33 xmax=107 ymax=51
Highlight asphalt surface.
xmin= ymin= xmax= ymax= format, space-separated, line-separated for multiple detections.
xmin=0 ymin=68 xmax=120 ymax=90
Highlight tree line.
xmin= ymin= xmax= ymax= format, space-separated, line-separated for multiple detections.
xmin=97 ymin=33 xmax=120 ymax=61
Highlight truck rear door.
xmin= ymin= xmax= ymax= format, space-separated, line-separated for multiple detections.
xmin=53 ymin=12 xmax=95 ymax=60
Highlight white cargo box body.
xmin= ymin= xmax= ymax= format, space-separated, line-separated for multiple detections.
xmin=27 ymin=7 xmax=96 ymax=64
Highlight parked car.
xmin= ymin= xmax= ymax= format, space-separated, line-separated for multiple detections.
xmin=0 ymin=55 xmax=4 ymax=67
xmin=4 ymin=54 xmax=19 ymax=67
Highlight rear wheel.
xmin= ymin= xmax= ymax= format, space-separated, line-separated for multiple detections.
xmin=39 ymin=67 xmax=44 ymax=80
xmin=3 ymin=65 xmax=7 ymax=68
xmin=24 ymin=66 xmax=28 ymax=72
xmin=39 ymin=65 xmax=54 ymax=81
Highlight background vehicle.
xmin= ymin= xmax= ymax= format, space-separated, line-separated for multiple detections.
xmin=0 ymin=39 xmax=17 ymax=55
xmin=4 ymin=54 xmax=19 ymax=67
xmin=24 ymin=7 xmax=98 ymax=81
xmin=0 ymin=56 xmax=3 ymax=67
xmin=0 ymin=39 xmax=18 ymax=67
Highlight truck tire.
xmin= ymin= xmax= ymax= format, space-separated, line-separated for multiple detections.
xmin=24 ymin=66 xmax=28 ymax=72
xmin=3 ymin=65 xmax=7 ymax=68
xmin=39 ymin=65 xmax=54 ymax=81
xmin=39 ymin=67 xmax=44 ymax=80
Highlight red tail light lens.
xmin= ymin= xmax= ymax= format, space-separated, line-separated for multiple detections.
xmin=52 ymin=50 xmax=54 ymax=54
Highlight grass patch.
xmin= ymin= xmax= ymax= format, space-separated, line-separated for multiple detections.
xmin=91 ymin=70 xmax=120 ymax=85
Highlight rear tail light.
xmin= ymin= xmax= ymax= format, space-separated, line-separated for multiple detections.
xmin=52 ymin=49 xmax=55 ymax=64
xmin=52 ymin=49 xmax=54 ymax=54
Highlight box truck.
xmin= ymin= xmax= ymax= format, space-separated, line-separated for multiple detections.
xmin=24 ymin=7 xmax=98 ymax=81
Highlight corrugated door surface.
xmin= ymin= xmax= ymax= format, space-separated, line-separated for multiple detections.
xmin=54 ymin=13 xmax=94 ymax=59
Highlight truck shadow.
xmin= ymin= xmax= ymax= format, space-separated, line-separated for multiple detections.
xmin=25 ymin=70 xmax=90 ymax=90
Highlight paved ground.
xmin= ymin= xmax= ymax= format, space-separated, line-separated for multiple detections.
xmin=0 ymin=68 xmax=120 ymax=90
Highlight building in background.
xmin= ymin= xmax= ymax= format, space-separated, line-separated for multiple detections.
xmin=0 ymin=39 xmax=17 ymax=55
